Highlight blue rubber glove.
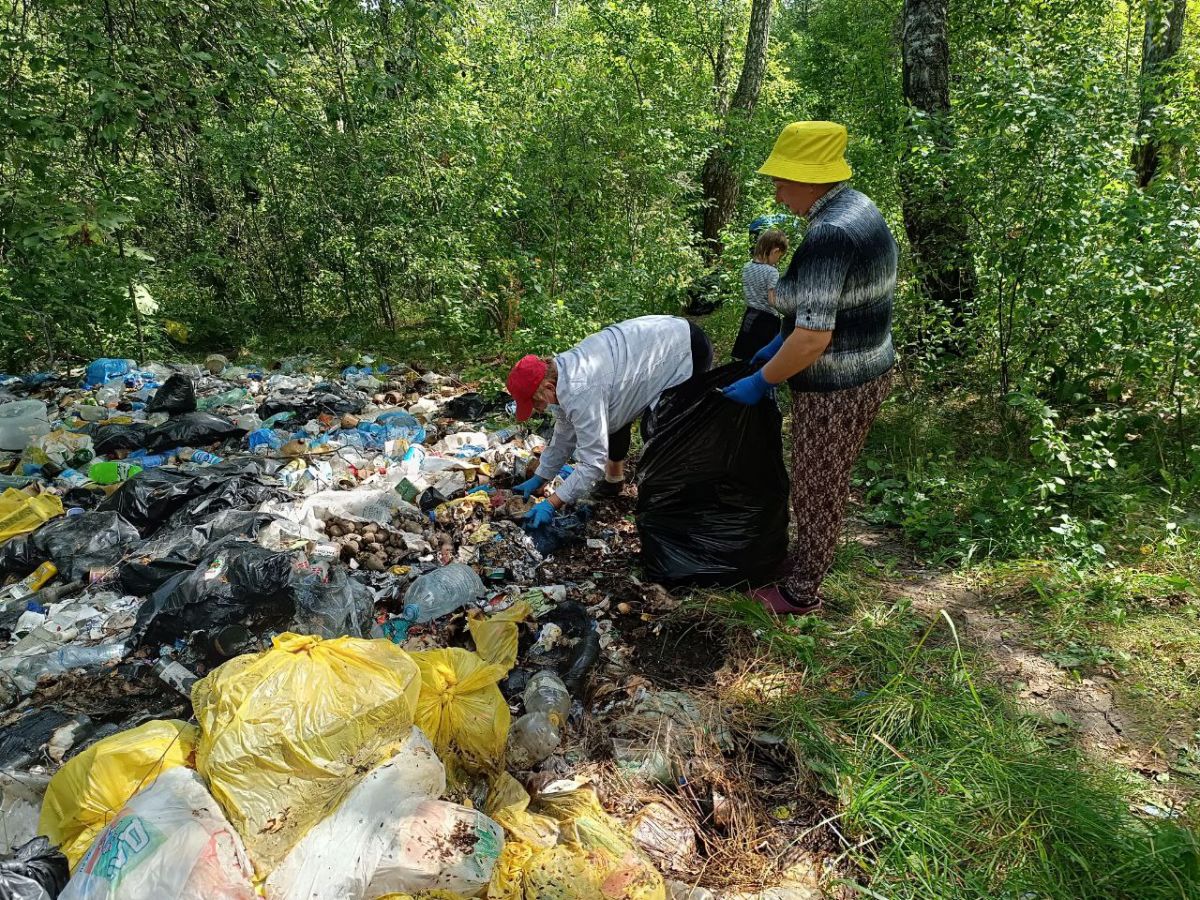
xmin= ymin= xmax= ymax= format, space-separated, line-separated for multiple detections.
xmin=722 ymin=369 xmax=775 ymax=406
xmin=524 ymin=499 xmax=556 ymax=528
xmin=514 ymin=474 xmax=548 ymax=499
xmin=750 ymin=333 xmax=786 ymax=368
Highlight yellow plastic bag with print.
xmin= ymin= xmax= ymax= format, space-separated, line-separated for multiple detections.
xmin=39 ymin=719 xmax=197 ymax=869
xmin=411 ymin=648 xmax=510 ymax=773
xmin=486 ymin=772 xmax=559 ymax=849
xmin=0 ymin=489 xmax=63 ymax=545
xmin=192 ymin=632 xmax=420 ymax=876
xmin=466 ymin=601 xmax=530 ymax=671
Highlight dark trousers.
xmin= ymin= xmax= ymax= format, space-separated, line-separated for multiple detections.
xmin=608 ymin=322 xmax=713 ymax=462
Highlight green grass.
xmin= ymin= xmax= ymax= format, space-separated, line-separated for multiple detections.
xmin=706 ymin=546 xmax=1200 ymax=899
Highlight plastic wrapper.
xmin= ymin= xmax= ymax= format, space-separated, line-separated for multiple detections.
xmin=23 ymin=431 xmax=94 ymax=468
xmin=144 ymin=374 xmax=196 ymax=415
xmin=0 ymin=401 xmax=51 ymax=453
xmin=82 ymin=360 xmax=134 ymax=389
xmin=0 ymin=490 xmax=63 ymax=546
xmin=264 ymin=727 xmax=451 ymax=899
xmin=0 ymin=837 xmax=69 ymax=900
xmin=130 ymin=541 xmax=295 ymax=647
xmin=411 ymin=648 xmax=511 ymax=772
xmin=635 ymin=362 xmax=788 ymax=585
xmin=0 ymin=770 xmax=51 ymax=851
xmin=292 ymin=564 xmax=373 ymax=639
xmin=60 ymin=767 xmax=254 ymax=900
xmin=142 ymin=412 xmax=243 ymax=453
xmin=0 ymin=512 xmax=139 ymax=580
xmin=192 ymin=632 xmax=421 ymax=876
xmin=39 ymin=720 xmax=198 ymax=870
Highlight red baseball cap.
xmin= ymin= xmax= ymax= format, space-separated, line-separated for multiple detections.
xmin=506 ymin=355 xmax=548 ymax=421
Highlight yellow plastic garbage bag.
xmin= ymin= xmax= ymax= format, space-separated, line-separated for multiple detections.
xmin=486 ymin=840 xmax=534 ymax=900
xmin=192 ymin=632 xmax=421 ymax=876
xmin=39 ymin=719 xmax=197 ymax=869
xmin=411 ymin=648 xmax=510 ymax=773
xmin=527 ymin=786 xmax=665 ymax=900
xmin=0 ymin=489 xmax=63 ymax=545
xmin=485 ymin=773 xmax=559 ymax=850
xmin=466 ymin=602 xmax=530 ymax=671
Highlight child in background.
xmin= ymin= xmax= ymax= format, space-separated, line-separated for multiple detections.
xmin=732 ymin=228 xmax=789 ymax=361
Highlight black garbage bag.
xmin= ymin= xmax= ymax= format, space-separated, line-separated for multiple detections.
xmin=257 ymin=382 xmax=364 ymax=423
xmin=523 ymin=503 xmax=594 ymax=556
xmin=0 ymin=708 xmax=73 ymax=769
xmin=444 ymin=392 xmax=507 ymax=420
xmin=131 ymin=542 xmax=297 ymax=647
xmin=145 ymin=373 xmax=196 ymax=414
xmin=143 ymin=411 xmax=243 ymax=453
xmin=0 ymin=512 xmax=140 ymax=580
xmin=636 ymin=362 xmax=789 ymax=585
xmin=99 ymin=465 xmax=282 ymax=535
xmin=91 ymin=423 xmax=152 ymax=456
xmin=118 ymin=510 xmax=274 ymax=595
xmin=0 ymin=838 xmax=68 ymax=900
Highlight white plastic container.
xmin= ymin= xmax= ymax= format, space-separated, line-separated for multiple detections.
xmin=0 ymin=400 xmax=50 ymax=451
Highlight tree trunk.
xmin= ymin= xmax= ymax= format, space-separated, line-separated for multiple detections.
xmin=899 ymin=0 xmax=977 ymax=343
xmin=1132 ymin=0 xmax=1188 ymax=188
xmin=700 ymin=0 xmax=774 ymax=264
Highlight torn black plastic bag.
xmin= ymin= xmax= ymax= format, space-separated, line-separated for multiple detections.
xmin=0 ymin=838 xmax=69 ymax=900
xmin=0 ymin=512 xmax=140 ymax=580
xmin=131 ymin=542 xmax=297 ymax=648
xmin=444 ymin=392 xmax=507 ymax=420
xmin=144 ymin=373 xmax=197 ymax=414
xmin=90 ymin=423 xmax=152 ymax=456
xmin=143 ymin=411 xmax=243 ymax=453
xmin=635 ymin=362 xmax=789 ymax=585
xmin=99 ymin=464 xmax=282 ymax=535
xmin=118 ymin=510 xmax=274 ymax=595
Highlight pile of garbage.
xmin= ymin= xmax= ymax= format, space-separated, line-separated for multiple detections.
xmin=0 ymin=354 xmax=816 ymax=900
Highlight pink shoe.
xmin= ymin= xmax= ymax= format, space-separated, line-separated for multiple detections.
xmin=749 ymin=585 xmax=822 ymax=616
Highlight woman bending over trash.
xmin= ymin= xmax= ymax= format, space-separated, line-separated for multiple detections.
xmin=505 ymin=315 xmax=713 ymax=528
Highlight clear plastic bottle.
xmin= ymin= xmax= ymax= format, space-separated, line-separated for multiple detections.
xmin=507 ymin=712 xmax=561 ymax=769
xmin=523 ymin=670 xmax=570 ymax=723
xmin=402 ymin=564 xmax=485 ymax=623
xmin=197 ymin=387 xmax=250 ymax=410
xmin=8 ymin=641 xmax=128 ymax=694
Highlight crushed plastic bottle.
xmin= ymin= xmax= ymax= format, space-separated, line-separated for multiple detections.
xmin=507 ymin=711 xmax=561 ymax=769
xmin=402 ymin=563 xmax=485 ymax=623
xmin=196 ymin=387 xmax=250 ymax=410
xmin=6 ymin=641 xmax=128 ymax=695
xmin=524 ymin=670 xmax=570 ymax=722
xmin=154 ymin=658 xmax=199 ymax=696
xmin=3 ymin=562 xmax=57 ymax=602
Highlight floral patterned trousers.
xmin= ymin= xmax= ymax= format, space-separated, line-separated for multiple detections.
xmin=783 ymin=372 xmax=893 ymax=601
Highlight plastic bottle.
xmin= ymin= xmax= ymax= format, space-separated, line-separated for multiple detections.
xmin=402 ymin=564 xmax=485 ymax=623
xmin=4 ymin=562 xmax=58 ymax=602
xmin=88 ymin=460 xmax=143 ymax=484
xmin=8 ymin=641 xmax=128 ymax=694
xmin=154 ymin=658 xmax=199 ymax=696
xmin=523 ymin=670 xmax=571 ymax=723
xmin=507 ymin=712 xmax=561 ymax=769
xmin=187 ymin=449 xmax=223 ymax=465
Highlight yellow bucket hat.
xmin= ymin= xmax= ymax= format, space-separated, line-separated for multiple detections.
xmin=757 ymin=121 xmax=852 ymax=183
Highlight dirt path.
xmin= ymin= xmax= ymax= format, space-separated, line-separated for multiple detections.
xmin=848 ymin=520 xmax=1192 ymax=812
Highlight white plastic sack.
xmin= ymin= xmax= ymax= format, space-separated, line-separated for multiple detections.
xmin=266 ymin=727 xmax=501 ymax=899
xmin=60 ymin=768 xmax=254 ymax=900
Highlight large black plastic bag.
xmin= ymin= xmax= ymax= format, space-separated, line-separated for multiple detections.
xmin=0 ymin=512 xmax=140 ymax=580
xmin=99 ymin=464 xmax=282 ymax=535
xmin=635 ymin=362 xmax=789 ymax=585
xmin=143 ymin=411 xmax=243 ymax=452
xmin=144 ymin=373 xmax=196 ymax=414
xmin=0 ymin=837 xmax=69 ymax=900
xmin=257 ymin=382 xmax=363 ymax=423
xmin=118 ymin=510 xmax=273 ymax=595
xmin=131 ymin=542 xmax=297 ymax=647
xmin=90 ymin=423 xmax=152 ymax=456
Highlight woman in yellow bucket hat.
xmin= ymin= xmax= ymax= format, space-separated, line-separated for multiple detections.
xmin=723 ymin=121 xmax=898 ymax=615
